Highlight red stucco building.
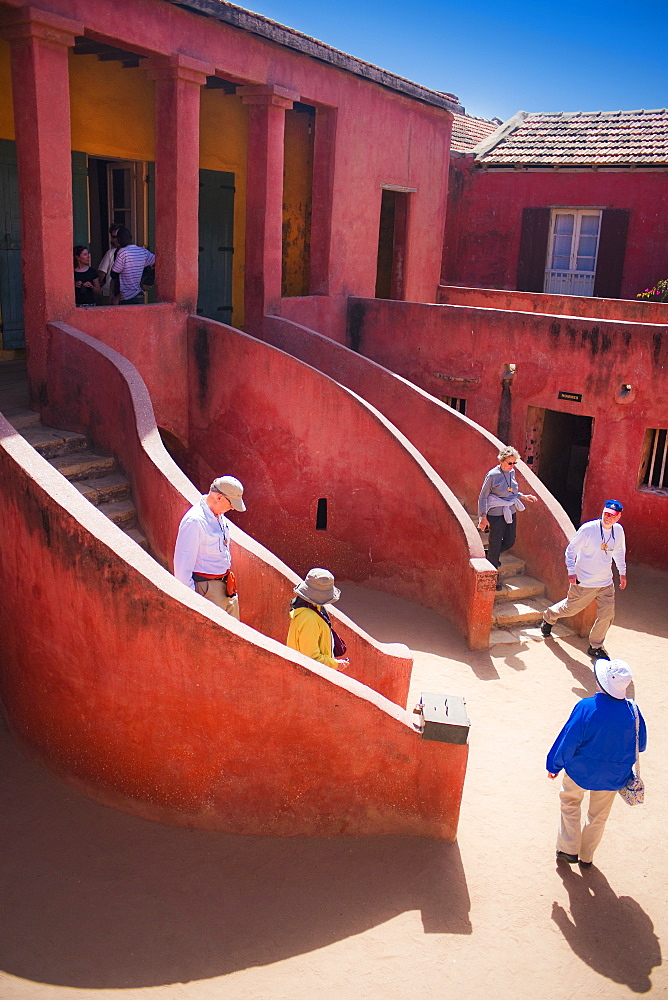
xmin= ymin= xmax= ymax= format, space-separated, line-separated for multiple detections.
xmin=0 ymin=0 xmax=665 ymax=839
xmin=415 ymin=109 xmax=668 ymax=545
xmin=0 ymin=0 xmax=489 ymax=839
xmin=443 ymin=108 xmax=668 ymax=301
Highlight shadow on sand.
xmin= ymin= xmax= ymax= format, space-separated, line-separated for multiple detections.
xmin=336 ymin=582 xmax=500 ymax=681
xmin=553 ymin=864 xmax=661 ymax=993
xmin=0 ymin=716 xmax=471 ymax=990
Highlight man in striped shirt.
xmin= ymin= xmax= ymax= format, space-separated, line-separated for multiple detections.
xmin=111 ymin=227 xmax=155 ymax=304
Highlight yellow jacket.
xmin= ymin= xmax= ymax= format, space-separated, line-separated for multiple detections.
xmin=287 ymin=605 xmax=339 ymax=669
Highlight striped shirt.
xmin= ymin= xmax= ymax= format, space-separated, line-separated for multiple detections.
xmin=112 ymin=245 xmax=155 ymax=301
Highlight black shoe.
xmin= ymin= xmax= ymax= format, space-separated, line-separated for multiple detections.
xmin=556 ymin=851 xmax=579 ymax=864
xmin=578 ymin=860 xmax=593 ymax=869
xmin=495 ymin=580 xmax=503 ymax=591
xmin=588 ymin=646 xmax=610 ymax=660
xmin=541 ymin=620 xmax=553 ymax=637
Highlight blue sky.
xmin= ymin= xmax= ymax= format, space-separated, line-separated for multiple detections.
xmin=242 ymin=0 xmax=668 ymax=122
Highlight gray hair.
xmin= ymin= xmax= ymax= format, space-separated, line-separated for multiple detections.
xmin=498 ymin=446 xmax=520 ymax=463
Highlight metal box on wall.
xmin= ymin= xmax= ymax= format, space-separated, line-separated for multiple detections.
xmin=418 ymin=693 xmax=470 ymax=745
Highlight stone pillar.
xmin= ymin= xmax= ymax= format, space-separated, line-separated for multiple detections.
xmin=310 ymin=108 xmax=337 ymax=296
xmin=146 ymin=55 xmax=213 ymax=310
xmin=0 ymin=6 xmax=83 ymax=404
xmin=239 ymin=84 xmax=299 ymax=335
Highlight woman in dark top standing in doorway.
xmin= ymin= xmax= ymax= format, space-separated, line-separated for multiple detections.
xmin=74 ymin=245 xmax=100 ymax=306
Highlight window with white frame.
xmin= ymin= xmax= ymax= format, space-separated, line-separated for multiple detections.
xmin=639 ymin=428 xmax=668 ymax=492
xmin=544 ymin=209 xmax=601 ymax=296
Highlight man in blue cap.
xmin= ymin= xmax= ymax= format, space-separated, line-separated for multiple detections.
xmin=541 ymin=500 xmax=626 ymax=660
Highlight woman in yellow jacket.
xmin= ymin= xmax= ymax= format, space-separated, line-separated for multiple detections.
xmin=287 ymin=568 xmax=349 ymax=670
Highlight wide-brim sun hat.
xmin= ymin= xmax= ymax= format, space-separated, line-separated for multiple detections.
xmin=294 ymin=568 xmax=340 ymax=605
xmin=594 ymin=658 xmax=633 ymax=699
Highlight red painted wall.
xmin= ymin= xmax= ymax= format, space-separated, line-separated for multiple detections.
xmin=186 ymin=317 xmax=497 ymax=648
xmin=0 ymin=414 xmax=466 ymax=838
xmin=61 ymin=303 xmax=190 ymax=445
xmin=0 ymin=325 xmax=472 ymax=836
xmin=442 ymin=159 xmax=668 ymax=302
xmin=351 ymin=298 xmax=668 ymax=569
xmin=261 ymin=314 xmax=587 ymax=624
xmin=42 ymin=321 xmax=414 ymax=707
xmin=437 ymin=285 xmax=668 ymax=326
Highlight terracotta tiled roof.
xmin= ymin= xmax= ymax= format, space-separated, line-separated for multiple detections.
xmin=473 ymin=109 xmax=668 ymax=166
xmin=450 ymin=113 xmax=501 ymax=153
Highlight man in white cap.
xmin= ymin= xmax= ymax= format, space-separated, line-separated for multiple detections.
xmin=541 ymin=499 xmax=626 ymax=660
xmin=546 ymin=658 xmax=646 ymax=869
xmin=173 ymin=476 xmax=245 ymax=619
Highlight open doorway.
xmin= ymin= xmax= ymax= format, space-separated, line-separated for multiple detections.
xmin=375 ymin=188 xmax=408 ymax=299
xmin=525 ymin=407 xmax=592 ymax=525
xmin=87 ymin=157 xmax=153 ymax=267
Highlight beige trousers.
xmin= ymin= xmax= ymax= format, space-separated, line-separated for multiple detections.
xmin=195 ymin=578 xmax=240 ymax=620
xmin=544 ymin=582 xmax=615 ymax=647
xmin=557 ymin=773 xmax=617 ymax=863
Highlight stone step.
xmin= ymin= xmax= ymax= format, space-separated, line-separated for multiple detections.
xmin=98 ymin=497 xmax=137 ymax=528
xmin=6 ymin=406 xmax=41 ymax=430
xmin=498 ymin=553 xmax=525 ymax=578
xmin=49 ymin=449 xmax=116 ymax=481
xmin=72 ymin=472 xmax=131 ymax=505
xmin=494 ymin=574 xmax=545 ymax=603
xmin=492 ymin=597 xmax=551 ymax=628
xmin=124 ymin=525 xmax=149 ymax=551
xmin=21 ymin=424 xmax=88 ymax=459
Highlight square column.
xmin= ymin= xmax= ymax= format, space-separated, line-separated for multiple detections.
xmin=0 ymin=6 xmax=83 ymax=403
xmin=240 ymin=85 xmax=299 ymax=335
xmin=310 ymin=108 xmax=337 ymax=296
xmin=146 ymin=55 xmax=213 ymax=310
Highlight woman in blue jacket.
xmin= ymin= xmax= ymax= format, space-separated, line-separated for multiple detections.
xmin=547 ymin=658 xmax=646 ymax=868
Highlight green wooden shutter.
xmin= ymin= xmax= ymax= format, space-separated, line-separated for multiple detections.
xmin=146 ymin=161 xmax=155 ymax=249
xmin=71 ymin=151 xmax=89 ymax=246
xmin=0 ymin=139 xmax=25 ymax=349
xmin=197 ymin=169 xmax=234 ymax=323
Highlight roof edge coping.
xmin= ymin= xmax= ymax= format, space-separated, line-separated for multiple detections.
xmin=164 ymin=0 xmax=464 ymax=112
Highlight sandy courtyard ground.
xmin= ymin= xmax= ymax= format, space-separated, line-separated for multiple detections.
xmin=1 ymin=564 xmax=666 ymax=999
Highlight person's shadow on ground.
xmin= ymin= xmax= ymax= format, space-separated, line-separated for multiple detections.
xmin=552 ymin=864 xmax=661 ymax=993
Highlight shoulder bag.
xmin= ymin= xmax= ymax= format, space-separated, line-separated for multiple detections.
xmin=618 ymin=700 xmax=644 ymax=806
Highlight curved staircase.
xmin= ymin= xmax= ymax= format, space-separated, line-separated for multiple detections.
xmin=470 ymin=517 xmax=549 ymax=628
xmin=6 ymin=404 xmax=150 ymax=552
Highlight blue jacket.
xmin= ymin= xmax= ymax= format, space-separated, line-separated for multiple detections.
xmin=546 ymin=693 xmax=647 ymax=791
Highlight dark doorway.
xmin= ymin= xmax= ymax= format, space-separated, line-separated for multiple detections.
xmin=197 ymin=168 xmax=234 ymax=324
xmin=528 ymin=407 xmax=593 ymax=525
xmin=375 ymin=189 xmax=408 ymax=300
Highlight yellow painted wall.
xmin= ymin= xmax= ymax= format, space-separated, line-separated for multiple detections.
xmin=1 ymin=51 xmax=249 ymax=328
xmin=0 ymin=41 xmax=14 ymax=140
xmin=200 ymin=89 xmax=248 ymax=329
xmin=282 ymin=107 xmax=314 ymax=297
xmin=69 ymin=53 xmax=155 ymax=161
